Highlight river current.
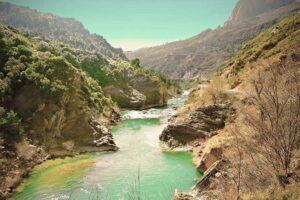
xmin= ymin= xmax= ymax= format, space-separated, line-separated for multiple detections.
xmin=12 ymin=92 xmax=201 ymax=200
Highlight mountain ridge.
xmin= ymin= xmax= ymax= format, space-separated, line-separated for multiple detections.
xmin=0 ymin=2 xmax=127 ymax=60
xmin=127 ymin=0 xmax=300 ymax=80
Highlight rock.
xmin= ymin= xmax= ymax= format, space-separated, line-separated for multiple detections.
xmin=196 ymin=147 xmax=223 ymax=172
xmin=103 ymin=73 xmax=174 ymax=110
xmin=62 ymin=141 xmax=75 ymax=151
xmin=160 ymin=104 xmax=235 ymax=149
xmin=215 ymin=172 xmax=222 ymax=178
xmin=228 ymin=0 xmax=294 ymax=23
xmin=194 ymin=160 xmax=227 ymax=191
xmin=172 ymin=192 xmax=196 ymax=200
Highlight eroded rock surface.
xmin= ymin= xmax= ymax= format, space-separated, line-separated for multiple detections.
xmin=159 ymin=104 xmax=235 ymax=149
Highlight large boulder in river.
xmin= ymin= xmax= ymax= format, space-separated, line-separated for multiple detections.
xmin=159 ymin=104 xmax=235 ymax=149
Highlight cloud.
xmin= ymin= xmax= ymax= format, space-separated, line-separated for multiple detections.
xmin=109 ymin=39 xmax=168 ymax=51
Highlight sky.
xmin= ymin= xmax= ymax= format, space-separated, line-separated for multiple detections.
xmin=1 ymin=0 xmax=238 ymax=51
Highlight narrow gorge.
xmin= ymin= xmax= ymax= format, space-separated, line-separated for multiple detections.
xmin=1 ymin=1 xmax=300 ymax=200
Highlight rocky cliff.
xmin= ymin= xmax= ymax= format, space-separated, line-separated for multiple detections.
xmin=127 ymin=0 xmax=300 ymax=80
xmin=163 ymin=14 xmax=300 ymax=199
xmin=227 ymin=0 xmax=294 ymax=23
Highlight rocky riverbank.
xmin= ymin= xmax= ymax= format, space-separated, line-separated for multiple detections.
xmin=164 ymin=14 xmax=300 ymax=200
xmin=159 ymin=100 xmax=237 ymax=199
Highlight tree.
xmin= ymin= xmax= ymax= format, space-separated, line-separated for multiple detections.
xmin=130 ymin=58 xmax=141 ymax=68
xmin=243 ymin=61 xmax=300 ymax=185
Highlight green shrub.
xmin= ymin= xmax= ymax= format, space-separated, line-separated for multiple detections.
xmin=17 ymin=45 xmax=32 ymax=57
xmin=130 ymin=58 xmax=141 ymax=68
xmin=0 ymin=107 xmax=24 ymax=143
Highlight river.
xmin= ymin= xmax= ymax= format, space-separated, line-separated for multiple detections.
xmin=11 ymin=92 xmax=201 ymax=200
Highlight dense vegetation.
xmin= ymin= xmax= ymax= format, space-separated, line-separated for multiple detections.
xmin=0 ymin=25 xmax=113 ymax=144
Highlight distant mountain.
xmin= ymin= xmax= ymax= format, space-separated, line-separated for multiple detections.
xmin=0 ymin=2 xmax=127 ymax=60
xmin=127 ymin=0 xmax=300 ymax=80
xmin=227 ymin=0 xmax=294 ymax=23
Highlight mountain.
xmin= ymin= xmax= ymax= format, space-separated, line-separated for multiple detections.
xmin=127 ymin=0 xmax=300 ymax=80
xmin=0 ymin=2 xmax=177 ymax=110
xmin=0 ymin=2 xmax=126 ymax=60
xmin=227 ymin=0 xmax=294 ymax=22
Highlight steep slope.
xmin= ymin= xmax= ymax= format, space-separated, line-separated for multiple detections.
xmin=163 ymin=14 xmax=300 ymax=199
xmin=227 ymin=0 xmax=294 ymax=22
xmin=127 ymin=0 xmax=300 ymax=80
xmin=0 ymin=2 xmax=126 ymax=60
xmin=0 ymin=25 xmax=120 ymax=155
xmin=0 ymin=2 xmax=177 ymax=109
xmin=0 ymin=25 xmax=121 ymax=198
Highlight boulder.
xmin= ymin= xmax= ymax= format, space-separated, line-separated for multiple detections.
xmin=196 ymin=147 xmax=223 ymax=172
xmin=160 ymin=104 xmax=235 ymax=149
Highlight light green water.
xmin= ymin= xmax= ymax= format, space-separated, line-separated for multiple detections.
xmin=11 ymin=95 xmax=201 ymax=200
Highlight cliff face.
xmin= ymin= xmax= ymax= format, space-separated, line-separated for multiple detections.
xmin=127 ymin=0 xmax=300 ymax=80
xmin=228 ymin=0 xmax=294 ymax=22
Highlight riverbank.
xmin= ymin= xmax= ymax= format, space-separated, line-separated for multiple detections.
xmin=9 ymin=93 xmax=201 ymax=200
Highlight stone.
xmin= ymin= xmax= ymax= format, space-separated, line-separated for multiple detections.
xmin=159 ymin=104 xmax=235 ymax=149
xmin=197 ymin=147 xmax=223 ymax=172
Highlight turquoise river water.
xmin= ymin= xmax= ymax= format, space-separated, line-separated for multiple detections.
xmin=11 ymin=93 xmax=201 ymax=200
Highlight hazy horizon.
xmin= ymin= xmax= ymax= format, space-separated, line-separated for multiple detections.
xmin=1 ymin=0 xmax=238 ymax=51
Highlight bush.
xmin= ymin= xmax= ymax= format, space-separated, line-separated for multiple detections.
xmin=17 ymin=45 xmax=32 ymax=57
xmin=130 ymin=58 xmax=141 ymax=68
xmin=0 ymin=107 xmax=24 ymax=143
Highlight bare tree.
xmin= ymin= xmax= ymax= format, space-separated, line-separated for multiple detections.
xmin=243 ymin=61 xmax=300 ymax=185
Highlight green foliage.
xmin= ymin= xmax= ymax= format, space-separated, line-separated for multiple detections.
xmin=0 ymin=107 xmax=24 ymax=143
xmin=130 ymin=58 xmax=141 ymax=68
xmin=222 ymin=14 xmax=300 ymax=72
xmin=23 ymin=58 xmax=68 ymax=94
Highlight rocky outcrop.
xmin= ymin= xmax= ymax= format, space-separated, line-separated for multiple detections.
xmin=159 ymin=104 xmax=235 ymax=149
xmin=173 ymin=160 xmax=233 ymax=200
xmin=13 ymin=72 xmax=119 ymax=156
xmin=0 ymin=142 xmax=48 ymax=199
xmin=104 ymin=73 xmax=172 ymax=109
xmin=227 ymin=0 xmax=294 ymax=23
xmin=196 ymin=147 xmax=223 ymax=172
xmin=172 ymin=191 xmax=196 ymax=200
xmin=129 ymin=75 xmax=170 ymax=109
xmin=193 ymin=160 xmax=231 ymax=198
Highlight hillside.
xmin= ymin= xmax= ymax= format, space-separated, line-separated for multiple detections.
xmin=227 ymin=0 xmax=294 ymax=22
xmin=0 ymin=2 xmax=177 ymax=110
xmin=161 ymin=14 xmax=300 ymax=199
xmin=127 ymin=0 xmax=300 ymax=80
xmin=0 ymin=25 xmax=121 ymax=198
xmin=0 ymin=2 xmax=126 ymax=60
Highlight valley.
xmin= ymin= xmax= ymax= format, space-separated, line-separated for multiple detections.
xmin=0 ymin=0 xmax=300 ymax=200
